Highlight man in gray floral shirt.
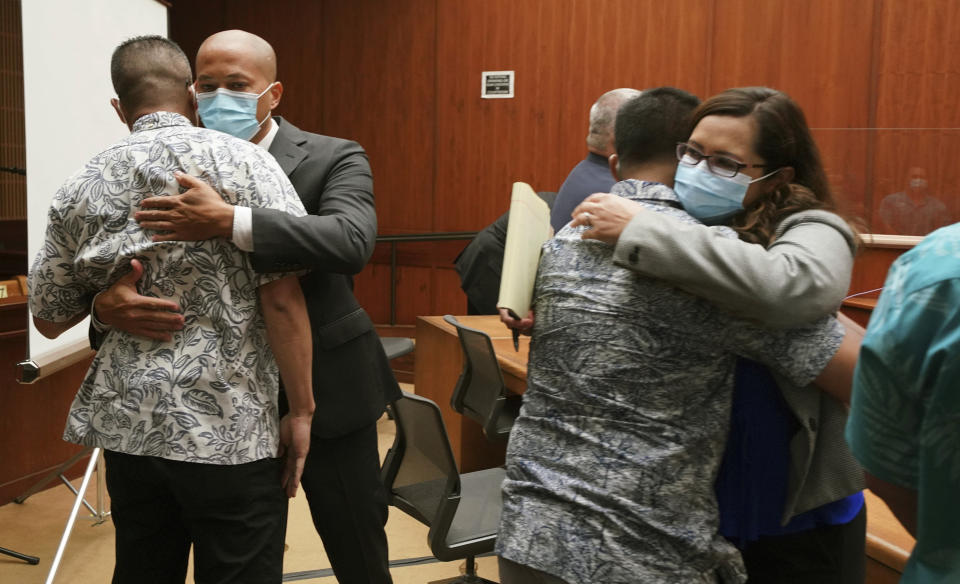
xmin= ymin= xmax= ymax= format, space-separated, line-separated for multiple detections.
xmin=28 ymin=37 xmax=314 ymax=583
xmin=496 ymin=88 xmax=846 ymax=584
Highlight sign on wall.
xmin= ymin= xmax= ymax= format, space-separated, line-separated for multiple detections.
xmin=481 ymin=70 xmax=514 ymax=99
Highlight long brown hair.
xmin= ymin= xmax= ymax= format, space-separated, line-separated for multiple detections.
xmin=688 ymin=87 xmax=837 ymax=246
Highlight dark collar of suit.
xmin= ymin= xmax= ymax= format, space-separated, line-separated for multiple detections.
xmin=268 ymin=116 xmax=308 ymax=175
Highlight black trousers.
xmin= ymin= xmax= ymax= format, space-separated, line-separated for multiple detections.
xmin=300 ymin=421 xmax=392 ymax=584
xmin=104 ymin=450 xmax=288 ymax=584
xmin=740 ymin=504 xmax=867 ymax=584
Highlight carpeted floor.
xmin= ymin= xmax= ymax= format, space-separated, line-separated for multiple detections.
xmin=0 ymin=394 xmax=500 ymax=584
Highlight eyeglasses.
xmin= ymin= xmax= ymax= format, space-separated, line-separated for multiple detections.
xmin=676 ymin=143 xmax=767 ymax=178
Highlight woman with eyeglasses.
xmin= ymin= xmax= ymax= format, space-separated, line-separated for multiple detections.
xmin=570 ymin=87 xmax=866 ymax=583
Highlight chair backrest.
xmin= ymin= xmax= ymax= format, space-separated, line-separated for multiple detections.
xmin=443 ymin=315 xmax=516 ymax=440
xmin=382 ymin=391 xmax=504 ymax=565
xmin=381 ymin=392 xmax=461 ymax=528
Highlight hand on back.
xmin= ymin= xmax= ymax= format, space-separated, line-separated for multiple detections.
xmin=94 ymin=259 xmax=183 ymax=341
xmin=135 ymin=171 xmax=233 ymax=242
xmin=571 ymin=192 xmax=646 ymax=244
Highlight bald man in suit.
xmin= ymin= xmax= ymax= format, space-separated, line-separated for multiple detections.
xmin=93 ymin=30 xmax=400 ymax=583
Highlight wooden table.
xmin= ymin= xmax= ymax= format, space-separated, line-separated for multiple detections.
xmin=413 ymin=314 xmax=914 ymax=578
xmin=841 ymin=296 xmax=878 ymax=328
xmin=414 ymin=315 xmax=528 ymax=473
xmin=864 ymin=490 xmax=916 ymax=583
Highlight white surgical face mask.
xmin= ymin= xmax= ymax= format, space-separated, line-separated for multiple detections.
xmin=909 ymin=178 xmax=927 ymax=190
xmin=196 ymin=83 xmax=275 ymax=140
xmin=674 ymin=160 xmax=782 ymax=224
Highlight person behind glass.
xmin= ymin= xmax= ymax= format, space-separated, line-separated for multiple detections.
xmin=548 ymin=87 xmax=640 ymax=233
xmin=877 ymin=166 xmax=950 ymax=235
xmin=496 ymin=87 xmax=861 ymax=584
xmin=28 ymin=36 xmax=314 ymax=583
xmin=567 ymin=87 xmax=867 ymax=583
xmin=90 ymin=30 xmax=401 ymax=584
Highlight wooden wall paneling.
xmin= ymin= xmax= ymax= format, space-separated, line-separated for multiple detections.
xmin=848 ymin=245 xmax=905 ymax=299
xmin=381 ymin=241 xmax=469 ymax=325
xmin=319 ymin=0 xmax=438 ymax=322
xmin=0 ymin=0 xmax=26 ymax=220
xmin=265 ymin=0 xmax=326 ymax=133
xmin=708 ymin=0 xmax=875 ymax=123
xmin=814 ymin=129 xmax=872 ymax=223
xmin=321 ymin=0 xmax=436 ymax=235
xmin=368 ymin=240 xmax=467 ymax=269
xmin=169 ymin=0 xmax=226 ymax=72
xmin=170 ymin=0 xmax=325 ymax=132
xmin=871 ymin=0 xmax=960 ymax=234
xmin=709 ymin=0 xmax=876 ymax=228
xmin=432 ymin=266 xmax=467 ymax=317
xmin=549 ymin=0 xmax=712 ymax=150
xmin=361 ymin=238 xmax=468 ymax=324
xmin=395 ymin=265 xmax=434 ymax=325
xmin=873 ymin=0 xmax=960 ymax=130
xmin=433 ymin=0 xmax=712 ymax=233
xmin=352 ymin=262 xmax=392 ymax=324
xmin=434 ymin=0 xmax=559 ymax=233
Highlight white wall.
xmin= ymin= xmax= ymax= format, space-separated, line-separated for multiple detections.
xmin=22 ymin=0 xmax=168 ymax=369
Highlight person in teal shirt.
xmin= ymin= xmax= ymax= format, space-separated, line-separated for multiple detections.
xmin=846 ymin=222 xmax=960 ymax=583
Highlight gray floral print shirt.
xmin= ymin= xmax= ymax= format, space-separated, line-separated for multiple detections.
xmin=29 ymin=112 xmax=306 ymax=465
xmin=496 ymin=179 xmax=845 ymax=583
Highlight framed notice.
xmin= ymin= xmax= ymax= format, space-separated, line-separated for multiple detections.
xmin=481 ymin=70 xmax=514 ymax=99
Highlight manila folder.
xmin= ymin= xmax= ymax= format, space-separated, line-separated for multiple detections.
xmin=496 ymin=182 xmax=552 ymax=318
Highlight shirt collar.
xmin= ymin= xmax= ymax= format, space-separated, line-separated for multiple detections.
xmin=131 ymin=111 xmax=193 ymax=133
xmin=611 ymin=178 xmax=682 ymax=207
xmin=255 ymin=117 xmax=279 ymax=151
xmin=586 ymin=151 xmax=610 ymax=167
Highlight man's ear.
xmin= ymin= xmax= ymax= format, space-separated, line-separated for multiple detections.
xmin=110 ymin=98 xmax=127 ymax=125
xmin=267 ymin=81 xmax=283 ymax=111
xmin=770 ymin=166 xmax=795 ymax=191
xmin=188 ymin=84 xmax=200 ymax=125
xmin=608 ymin=153 xmax=621 ymax=182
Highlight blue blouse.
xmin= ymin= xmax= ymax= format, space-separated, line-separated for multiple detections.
xmin=716 ymin=358 xmax=864 ymax=547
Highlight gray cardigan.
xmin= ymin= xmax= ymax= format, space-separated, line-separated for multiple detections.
xmin=613 ymin=209 xmax=864 ymax=523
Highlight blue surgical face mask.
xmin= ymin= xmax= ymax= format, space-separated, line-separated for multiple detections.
xmin=674 ymin=161 xmax=781 ymax=224
xmin=196 ymin=82 xmax=275 ymax=141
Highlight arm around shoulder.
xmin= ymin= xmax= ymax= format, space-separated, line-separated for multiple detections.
xmin=613 ymin=209 xmax=856 ymax=327
xmin=812 ymin=312 xmax=865 ymax=404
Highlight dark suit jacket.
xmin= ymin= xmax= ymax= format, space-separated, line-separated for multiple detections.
xmin=454 ymin=211 xmax=508 ymax=315
xmin=253 ymin=118 xmax=400 ymax=438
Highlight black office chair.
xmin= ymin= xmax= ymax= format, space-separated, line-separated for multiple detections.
xmin=443 ymin=315 xmax=521 ymax=441
xmin=380 ymin=336 xmax=415 ymax=361
xmin=382 ymin=391 xmax=504 ymax=584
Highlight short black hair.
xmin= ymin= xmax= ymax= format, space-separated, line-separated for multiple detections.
xmin=614 ymin=87 xmax=700 ymax=168
xmin=110 ymin=35 xmax=192 ymax=110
